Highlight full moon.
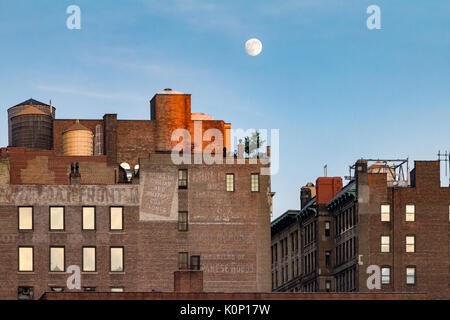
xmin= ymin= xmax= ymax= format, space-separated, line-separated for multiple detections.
xmin=245 ymin=38 xmax=262 ymax=56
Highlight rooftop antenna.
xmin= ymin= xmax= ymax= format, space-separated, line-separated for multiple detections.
xmin=324 ymin=164 xmax=327 ymax=177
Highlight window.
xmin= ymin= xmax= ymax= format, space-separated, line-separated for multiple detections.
xmin=381 ymin=236 xmax=390 ymax=253
xmin=381 ymin=205 xmax=390 ymax=222
xmin=325 ymin=251 xmax=331 ymax=268
xmin=50 ymin=287 xmax=64 ymax=292
xmin=251 ymin=173 xmax=259 ymax=192
xmin=110 ymin=207 xmax=123 ymax=231
xmin=190 ymin=255 xmax=200 ymax=270
xmin=325 ymin=280 xmax=331 ymax=292
xmin=110 ymin=247 xmax=124 ymax=272
xmin=178 ymin=252 xmax=188 ymax=269
xmin=406 ymin=236 xmax=415 ymax=253
xmin=82 ymin=207 xmax=96 ymax=230
xmin=325 ymin=221 xmax=330 ymax=237
xmin=226 ymin=173 xmax=234 ymax=192
xmin=83 ymin=247 xmax=96 ymax=272
xmin=111 ymin=287 xmax=124 ymax=292
xmin=18 ymin=286 xmax=34 ymax=300
xmin=381 ymin=267 xmax=391 ymax=284
xmin=18 ymin=207 xmax=33 ymax=231
xmin=50 ymin=207 xmax=64 ymax=231
xmin=82 ymin=287 xmax=96 ymax=292
xmin=406 ymin=205 xmax=415 ymax=222
xmin=178 ymin=211 xmax=188 ymax=231
xmin=406 ymin=266 xmax=416 ymax=285
xmin=50 ymin=247 xmax=65 ymax=272
xmin=18 ymin=247 xmax=33 ymax=272
xmin=178 ymin=169 xmax=188 ymax=189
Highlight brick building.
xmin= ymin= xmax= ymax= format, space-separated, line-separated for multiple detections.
xmin=271 ymin=159 xmax=450 ymax=299
xmin=0 ymin=89 xmax=273 ymax=300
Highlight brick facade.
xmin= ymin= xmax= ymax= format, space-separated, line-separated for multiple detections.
xmin=271 ymin=160 xmax=450 ymax=300
xmin=0 ymin=91 xmax=273 ymax=300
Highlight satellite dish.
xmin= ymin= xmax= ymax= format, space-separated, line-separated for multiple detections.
xmin=120 ymin=162 xmax=130 ymax=171
xmin=120 ymin=162 xmax=132 ymax=182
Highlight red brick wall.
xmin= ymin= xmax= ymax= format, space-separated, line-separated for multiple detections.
xmin=7 ymin=148 xmax=113 ymax=185
xmin=357 ymin=161 xmax=450 ymax=300
xmin=316 ymin=177 xmax=343 ymax=205
xmin=116 ymin=120 xmax=155 ymax=167
xmin=0 ymin=154 xmax=271 ymax=299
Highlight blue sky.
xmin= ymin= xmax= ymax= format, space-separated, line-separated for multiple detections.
xmin=0 ymin=0 xmax=449 ymax=219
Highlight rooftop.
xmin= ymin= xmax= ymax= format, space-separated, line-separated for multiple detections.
xmin=11 ymin=98 xmax=50 ymax=108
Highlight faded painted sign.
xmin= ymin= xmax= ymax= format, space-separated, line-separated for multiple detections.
xmin=139 ymin=166 xmax=178 ymax=221
xmin=0 ymin=185 xmax=139 ymax=206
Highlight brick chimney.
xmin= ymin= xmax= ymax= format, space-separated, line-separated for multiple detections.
xmin=316 ymin=177 xmax=343 ymax=205
xmin=300 ymin=182 xmax=316 ymax=209
xmin=174 ymin=270 xmax=204 ymax=292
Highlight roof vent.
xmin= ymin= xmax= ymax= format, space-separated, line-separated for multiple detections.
xmin=164 ymin=88 xmax=172 ymax=92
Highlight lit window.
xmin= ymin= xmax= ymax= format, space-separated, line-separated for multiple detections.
xmin=178 ymin=252 xmax=188 ymax=269
xmin=82 ymin=207 xmax=96 ymax=230
xmin=82 ymin=287 xmax=96 ymax=292
xmin=50 ymin=247 xmax=65 ymax=272
xmin=406 ymin=236 xmax=415 ymax=253
xmin=50 ymin=207 xmax=64 ymax=231
xmin=18 ymin=247 xmax=33 ymax=272
xmin=325 ymin=221 xmax=330 ymax=237
xmin=190 ymin=255 xmax=200 ymax=270
xmin=406 ymin=266 xmax=416 ymax=285
xmin=110 ymin=247 xmax=124 ymax=272
xmin=325 ymin=280 xmax=331 ymax=292
xmin=50 ymin=287 xmax=64 ymax=292
xmin=178 ymin=212 xmax=188 ymax=231
xmin=178 ymin=169 xmax=188 ymax=189
xmin=18 ymin=207 xmax=33 ymax=231
xmin=110 ymin=207 xmax=123 ymax=231
xmin=406 ymin=205 xmax=415 ymax=222
xmin=381 ymin=267 xmax=391 ymax=284
xmin=381 ymin=205 xmax=390 ymax=222
xmin=251 ymin=173 xmax=259 ymax=192
xmin=381 ymin=236 xmax=390 ymax=253
xmin=83 ymin=247 xmax=96 ymax=272
xmin=226 ymin=174 xmax=234 ymax=192
xmin=111 ymin=287 xmax=124 ymax=292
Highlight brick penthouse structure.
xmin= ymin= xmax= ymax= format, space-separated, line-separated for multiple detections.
xmin=0 ymin=89 xmax=273 ymax=300
xmin=271 ymin=159 xmax=450 ymax=299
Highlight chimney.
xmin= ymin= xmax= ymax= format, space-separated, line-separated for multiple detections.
xmin=70 ymin=162 xmax=81 ymax=184
xmin=316 ymin=177 xmax=342 ymax=205
xmin=238 ymin=139 xmax=244 ymax=158
xmin=174 ymin=270 xmax=204 ymax=293
xmin=300 ymin=182 xmax=316 ymax=209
